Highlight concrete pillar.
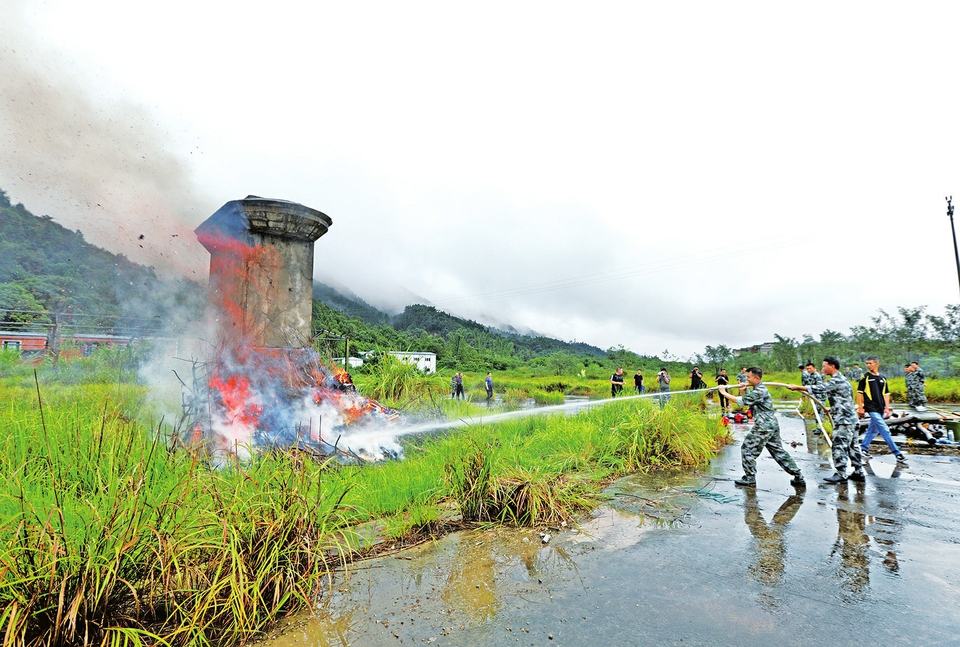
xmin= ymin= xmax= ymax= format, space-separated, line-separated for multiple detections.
xmin=195 ymin=196 xmax=331 ymax=348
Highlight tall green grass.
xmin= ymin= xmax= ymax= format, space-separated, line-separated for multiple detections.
xmin=0 ymin=368 xmax=729 ymax=645
xmin=351 ymin=355 xmax=446 ymax=408
xmin=0 ymin=380 xmax=352 ymax=646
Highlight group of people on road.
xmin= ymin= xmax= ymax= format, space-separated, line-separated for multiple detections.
xmin=718 ymin=355 xmax=928 ymax=488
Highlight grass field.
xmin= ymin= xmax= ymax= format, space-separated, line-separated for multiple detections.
xmin=0 ymin=352 xmax=730 ymax=646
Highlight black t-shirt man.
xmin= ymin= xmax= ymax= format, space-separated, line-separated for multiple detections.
xmin=634 ymin=372 xmax=643 ymax=389
xmin=716 ymin=371 xmax=730 ymax=409
xmin=611 ymin=371 xmax=624 ymax=396
xmin=857 ymin=372 xmax=889 ymax=414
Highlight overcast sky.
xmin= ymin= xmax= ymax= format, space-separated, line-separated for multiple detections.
xmin=2 ymin=1 xmax=960 ymax=358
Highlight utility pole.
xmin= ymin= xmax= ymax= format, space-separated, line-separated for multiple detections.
xmin=948 ymin=196 xmax=960 ymax=301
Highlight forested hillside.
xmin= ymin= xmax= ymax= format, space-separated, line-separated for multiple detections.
xmin=311 ymin=296 xmax=612 ymax=372
xmin=0 ymin=189 xmax=173 ymax=324
xmin=1 ymin=189 xmax=615 ymax=371
xmin=313 ymin=283 xmax=390 ymax=325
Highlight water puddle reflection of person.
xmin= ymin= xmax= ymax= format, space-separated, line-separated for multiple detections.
xmin=742 ymin=490 xmax=803 ymax=610
xmin=832 ymin=483 xmax=870 ymax=601
xmin=863 ymin=462 xmax=904 ymax=576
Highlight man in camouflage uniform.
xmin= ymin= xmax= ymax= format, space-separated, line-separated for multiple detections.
xmin=737 ymin=367 xmax=749 ymax=387
xmin=904 ymin=361 xmax=927 ymax=410
xmin=801 ymin=362 xmax=827 ymax=426
xmin=719 ymin=366 xmax=805 ymax=488
xmin=847 ymin=363 xmax=864 ymax=384
xmin=789 ymin=356 xmax=862 ymax=484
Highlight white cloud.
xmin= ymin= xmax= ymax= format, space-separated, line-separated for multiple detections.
xmin=3 ymin=0 xmax=960 ymax=357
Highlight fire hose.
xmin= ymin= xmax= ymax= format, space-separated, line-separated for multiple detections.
xmin=715 ymin=382 xmax=834 ymax=447
xmin=763 ymin=382 xmax=832 ymax=447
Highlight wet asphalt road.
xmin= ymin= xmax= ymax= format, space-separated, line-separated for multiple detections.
xmin=262 ymin=413 xmax=960 ymax=647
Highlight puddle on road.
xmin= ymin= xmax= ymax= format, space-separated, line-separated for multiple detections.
xmin=261 ymin=415 xmax=960 ymax=647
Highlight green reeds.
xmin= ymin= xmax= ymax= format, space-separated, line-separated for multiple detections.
xmin=437 ymin=395 xmax=729 ymax=527
xmin=0 ymin=382 xmax=352 ymax=646
xmin=530 ymin=389 xmax=566 ymax=406
xmin=1 ymin=371 xmax=729 ymax=645
xmin=352 ymin=355 xmax=446 ymax=408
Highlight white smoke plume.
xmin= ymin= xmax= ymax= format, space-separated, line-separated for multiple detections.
xmin=0 ymin=0 xmax=209 ymax=279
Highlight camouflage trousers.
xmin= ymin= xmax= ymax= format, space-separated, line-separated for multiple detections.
xmin=831 ymin=423 xmax=862 ymax=475
xmin=741 ymin=424 xmax=801 ymax=480
xmin=907 ymin=384 xmax=927 ymax=407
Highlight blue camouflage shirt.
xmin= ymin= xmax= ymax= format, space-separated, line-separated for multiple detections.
xmin=735 ymin=382 xmax=778 ymax=431
xmin=807 ymin=373 xmax=857 ymax=425
xmin=801 ymin=370 xmax=823 ymax=387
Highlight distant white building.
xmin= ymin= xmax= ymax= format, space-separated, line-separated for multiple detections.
xmin=732 ymin=342 xmax=775 ymax=357
xmin=388 ymin=351 xmax=437 ymax=373
xmin=332 ymin=356 xmax=365 ymax=368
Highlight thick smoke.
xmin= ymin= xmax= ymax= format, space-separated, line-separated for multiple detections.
xmin=0 ymin=0 xmax=209 ymax=278
xmin=0 ymin=1 xmax=215 ymax=424
xmin=0 ymin=4 xmax=408 ymax=461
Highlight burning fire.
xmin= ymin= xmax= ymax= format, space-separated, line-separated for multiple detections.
xmin=201 ymin=344 xmax=400 ymax=462
xmin=192 ymin=205 xmax=401 ymax=463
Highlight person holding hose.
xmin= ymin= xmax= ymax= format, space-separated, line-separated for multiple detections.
xmin=788 ymin=356 xmax=862 ymax=484
xmin=718 ymin=366 xmax=805 ymax=489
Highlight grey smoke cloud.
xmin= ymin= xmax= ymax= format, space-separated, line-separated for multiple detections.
xmin=0 ymin=0 xmax=209 ymax=279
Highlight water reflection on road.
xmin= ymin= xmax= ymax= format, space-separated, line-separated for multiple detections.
xmin=262 ymin=413 xmax=960 ymax=647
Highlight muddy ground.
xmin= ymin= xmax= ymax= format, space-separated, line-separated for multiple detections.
xmin=261 ymin=413 xmax=960 ymax=647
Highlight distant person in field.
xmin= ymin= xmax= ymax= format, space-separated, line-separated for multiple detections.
xmin=634 ymin=369 xmax=645 ymax=395
xmin=737 ymin=367 xmax=749 ymax=387
xmin=904 ymin=361 xmax=927 ymax=410
xmin=453 ymin=372 xmax=465 ymax=399
xmin=689 ymin=366 xmax=706 ymax=390
xmin=610 ymin=367 xmax=625 ymax=397
xmin=847 ymin=363 xmax=864 ymax=384
xmin=716 ymin=368 xmax=730 ymax=413
xmin=485 ymin=372 xmax=494 ymax=404
xmin=718 ymin=366 xmax=805 ymax=489
xmin=657 ymin=368 xmax=671 ymax=407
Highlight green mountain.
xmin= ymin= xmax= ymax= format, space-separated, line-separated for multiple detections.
xmin=392 ymin=304 xmax=606 ymax=358
xmin=313 ymin=283 xmax=390 ymax=325
xmin=0 ymin=190 xmax=161 ymax=324
xmin=311 ymin=282 xmax=608 ymax=370
xmin=2 ymin=188 xmax=606 ymax=369
xmin=0 ymin=188 xmax=209 ymax=336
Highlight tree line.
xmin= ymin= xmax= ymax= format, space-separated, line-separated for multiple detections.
xmin=693 ymin=306 xmax=960 ymax=378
